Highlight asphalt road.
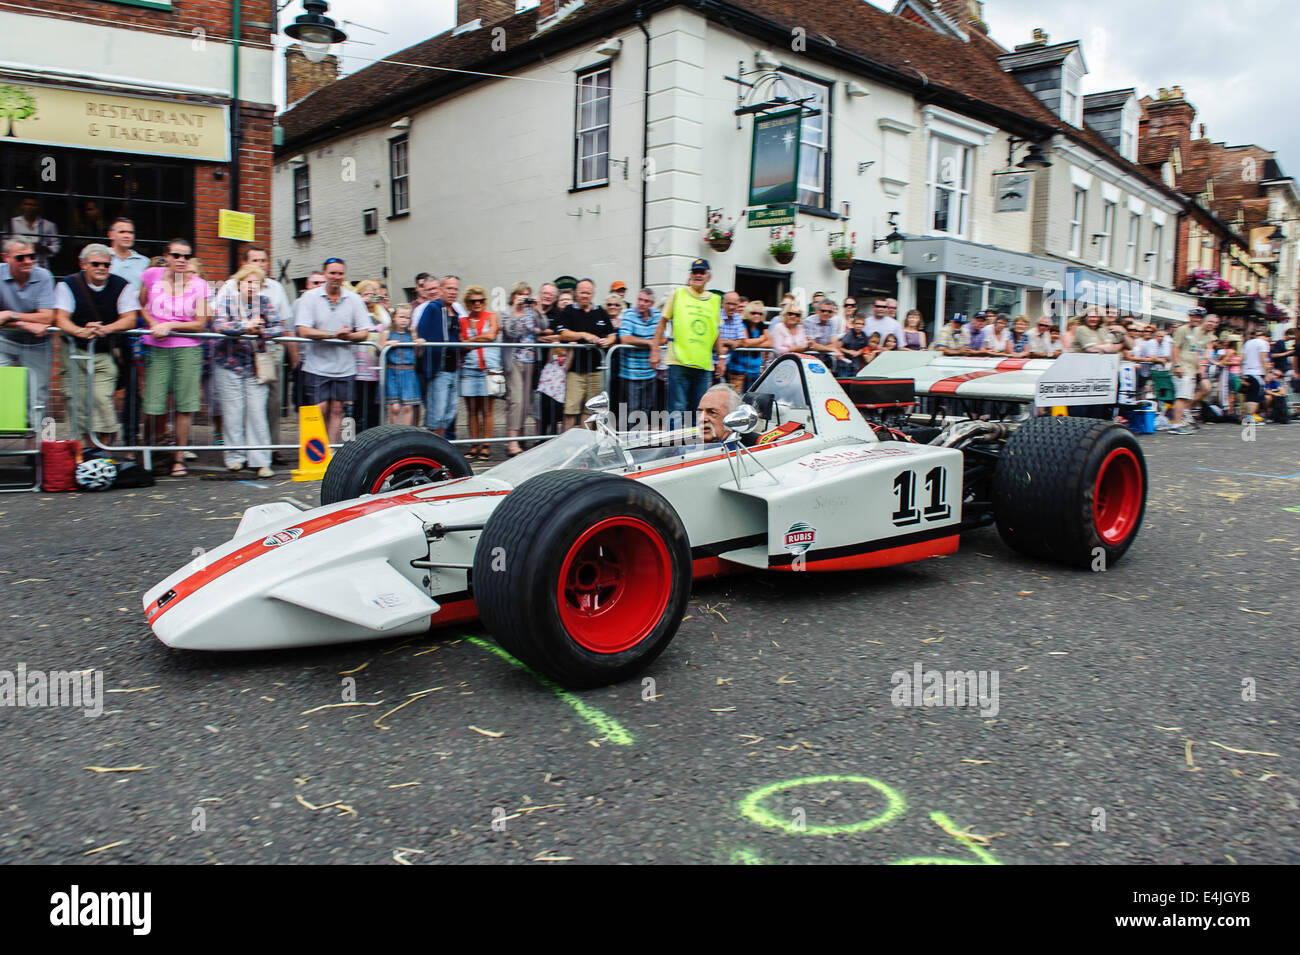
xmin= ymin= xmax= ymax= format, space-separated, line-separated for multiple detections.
xmin=1 ymin=421 xmax=1297 ymax=865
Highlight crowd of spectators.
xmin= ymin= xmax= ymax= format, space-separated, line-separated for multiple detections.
xmin=3 ymin=225 xmax=1297 ymax=480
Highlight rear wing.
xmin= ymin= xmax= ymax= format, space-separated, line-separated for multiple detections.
xmin=862 ymin=352 xmax=1118 ymax=408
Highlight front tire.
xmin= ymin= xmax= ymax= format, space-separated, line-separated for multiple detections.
xmin=991 ymin=416 xmax=1146 ymax=568
xmin=320 ymin=426 xmax=472 ymax=505
xmin=472 ymin=470 xmax=692 ymax=688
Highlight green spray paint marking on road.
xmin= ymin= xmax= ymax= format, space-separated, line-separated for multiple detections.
xmin=465 ymin=636 xmax=634 ymax=746
xmin=738 ymin=775 xmax=907 ymax=836
xmin=733 ymin=776 xmax=1004 ymax=864
xmin=891 ymin=812 xmax=1002 ymax=865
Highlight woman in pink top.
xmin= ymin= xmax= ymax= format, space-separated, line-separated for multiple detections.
xmin=769 ymin=304 xmax=810 ymax=355
xmin=138 ymin=238 xmax=210 ymax=476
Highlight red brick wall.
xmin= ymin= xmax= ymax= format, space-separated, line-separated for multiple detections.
xmin=7 ymin=0 xmax=275 ymax=44
xmin=194 ymin=102 xmax=273 ymax=278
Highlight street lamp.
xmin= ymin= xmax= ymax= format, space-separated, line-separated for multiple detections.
xmin=286 ymin=0 xmax=348 ymax=63
xmin=873 ymin=211 xmax=904 ymax=254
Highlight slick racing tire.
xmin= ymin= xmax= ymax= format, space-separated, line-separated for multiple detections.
xmin=320 ymin=426 xmax=473 ymax=505
xmin=472 ymin=469 xmax=692 ymax=689
xmin=991 ymin=416 xmax=1146 ymax=568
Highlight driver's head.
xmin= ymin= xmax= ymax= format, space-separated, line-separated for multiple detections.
xmin=698 ymin=384 xmax=740 ymax=442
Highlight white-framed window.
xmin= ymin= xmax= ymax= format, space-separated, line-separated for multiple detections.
xmin=1125 ymin=212 xmax=1139 ymax=273
xmin=777 ymin=70 xmax=831 ymax=209
xmin=1061 ymin=67 xmax=1082 ymax=126
xmin=575 ymin=66 xmax=611 ymax=188
xmin=293 ymin=166 xmax=311 ymax=237
xmin=1149 ymin=224 xmax=1162 ymax=280
xmin=1098 ymin=200 xmax=1115 ymax=265
xmin=389 ymin=136 xmax=410 ymax=216
xmin=928 ymin=135 xmax=972 ymax=237
xmin=1069 ymin=187 xmax=1086 ymax=256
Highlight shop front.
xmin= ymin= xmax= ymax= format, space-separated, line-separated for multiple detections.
xmin=901 ymin=236 xmax=1065 ymax=337
xmin=0 ymin=82 xmax=229 ymax=274
xmin=1146 ymin=286 xmax=1201 ymax=327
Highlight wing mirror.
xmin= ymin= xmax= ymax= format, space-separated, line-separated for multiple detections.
xmin=723 ymin=404 xmax=759 ymax=435
xmin=584 ymin=391 xmax=612 ymax=428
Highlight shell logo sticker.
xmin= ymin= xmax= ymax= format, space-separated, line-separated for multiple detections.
xmin=263 ymin=527 xmax=304 ymax=547
xmin=824 ymin=398 xmax=851 ymax=421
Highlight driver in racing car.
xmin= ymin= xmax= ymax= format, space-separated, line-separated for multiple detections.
xmin=697 ymin=383 xmax=757 ymax=447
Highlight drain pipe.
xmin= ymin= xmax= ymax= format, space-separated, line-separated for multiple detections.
xmin=635 ymin=7 xmax=650 ymax=291
xmin=228 ymin=0 xmax=243 ymax=275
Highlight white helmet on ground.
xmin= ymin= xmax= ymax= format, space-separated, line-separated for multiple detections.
xmin=76 ymin=457 xmax=118 ymax=491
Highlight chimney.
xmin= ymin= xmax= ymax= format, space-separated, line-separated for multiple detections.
xmin=457 ymin=0 xmax=516 ymax=28
xmin=285 ymin=44 xmax=339 ymax=107
xmin=1032 ymin=27 xmax=1049 ymax=45
xmin=536 ymin=0 xmax=558 ymax=20
xmin=1142 ymin=87 xmax=1195 ymax=158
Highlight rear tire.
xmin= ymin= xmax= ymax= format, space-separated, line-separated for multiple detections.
xmin=320 ymin=426 xmax=472 ymax=505
xmin=991 ymin=416 xmax=1146 ymax=568
xmin=472 ymin=469 xmax=692 ymax=688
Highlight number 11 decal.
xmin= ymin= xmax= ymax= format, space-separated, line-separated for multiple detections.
xmin=892 ymin=467 xmax=950 ymax=527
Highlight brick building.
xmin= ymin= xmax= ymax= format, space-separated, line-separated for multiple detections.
xmin=1138 ymin=88 xmax=1290 ymax=320
xmin=0 ymin=0 xmax=276 ymax=278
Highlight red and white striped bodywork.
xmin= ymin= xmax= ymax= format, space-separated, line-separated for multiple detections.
xmin=143 ymin=355 xmax=967 ymax=651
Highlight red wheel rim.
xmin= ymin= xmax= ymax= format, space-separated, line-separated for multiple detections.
xmin=557 ymin=516 xmax=672 ymax=654
xmin=1093 ymin=447 xmax=1142 ymax=546
xmin=370 ymin=456 xmax=447 ymax=494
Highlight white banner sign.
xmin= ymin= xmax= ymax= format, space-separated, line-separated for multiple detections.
xmin=1034 ymin=353 xmax=1119 ymax=407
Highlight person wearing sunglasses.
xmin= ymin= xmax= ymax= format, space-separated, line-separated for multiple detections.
xmin=136 ymin=239 xmax=210 ymax=476
xmin=0 ymin=238 xmax=57 ymax=412
xmin=458 ymin=285 xmax=501 ymax=460
xmin=53 ymin=243 xmax=141 ymax=451
xmin=769 ymin=306 xmax=810 ymax=356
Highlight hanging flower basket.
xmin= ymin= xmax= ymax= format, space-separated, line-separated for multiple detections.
xmin=769 ymin=227 xmax=795 ymax=264
xmin=830 ymin=232 xmax=856 ymax=270
xmin=704 ymin=209 xmax=735 ymax=253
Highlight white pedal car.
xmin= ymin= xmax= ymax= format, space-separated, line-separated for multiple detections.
xmin=143 ymin=353 xmax=1147 ymax=687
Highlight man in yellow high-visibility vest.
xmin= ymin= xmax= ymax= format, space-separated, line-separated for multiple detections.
xmin=650 ymin=258 xmax=724 ymax=429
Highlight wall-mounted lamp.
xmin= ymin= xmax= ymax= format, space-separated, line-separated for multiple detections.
xmin=754 ymin=49 xmax=782 ymax=70
xmin=390 ymin=116 xmax=411 ymax=130
xmin=844 ymin=81 xmax=870 ymax=98
xmin=872 ymin=211 xmax=904 ymax=254
xmin=595 ymin=37 xmax=623 ymax=58
xmin=1006 ymin=136 xmax=1052 ymax=170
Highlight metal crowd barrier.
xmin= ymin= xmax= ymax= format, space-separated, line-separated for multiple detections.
xmin=48 ymin=327 xmax=788 ymax=469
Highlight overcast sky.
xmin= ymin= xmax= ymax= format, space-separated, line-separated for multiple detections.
xmin=279 ymin=0 xmax=1299 ymax=175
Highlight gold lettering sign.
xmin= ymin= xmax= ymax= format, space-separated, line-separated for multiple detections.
xmin=0 ymin=84 xmax=229 ymax=161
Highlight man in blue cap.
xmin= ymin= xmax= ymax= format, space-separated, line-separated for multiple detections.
xmin=651 ymin=257 xmax=723 ymax=428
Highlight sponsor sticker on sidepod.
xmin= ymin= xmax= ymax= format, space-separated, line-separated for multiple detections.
xmin=784 ymin=522 xmax=817 ymax=555
xmin=263 ymin=527 xmax=304 ymax=547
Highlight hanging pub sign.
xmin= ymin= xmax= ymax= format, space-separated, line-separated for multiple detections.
xmin=993 ymin=172 xmax=1030 ymax=213
xmin=748 ymin=108 xmax=802 ymax=207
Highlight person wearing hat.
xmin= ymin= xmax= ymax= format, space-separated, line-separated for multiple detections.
xmin=1168 ymin=307 xmax=1211 ymax=433
xmin=651 ymin=258 xmax=723 ymax=428
xmin=932 ymin=314 xmax=966 ymax=356
xmin=609 ymin=280 xmax=628 ymax=300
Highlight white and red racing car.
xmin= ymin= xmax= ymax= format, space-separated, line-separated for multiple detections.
xmin=143 ymin=352 xmax=1147 ymax=687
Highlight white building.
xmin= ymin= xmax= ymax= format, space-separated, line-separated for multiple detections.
xmin=274 ymin=0 xmax=1188 ymax=330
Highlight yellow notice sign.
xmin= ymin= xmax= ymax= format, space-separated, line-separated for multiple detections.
xmin=0 ymin=83 xmax=229 ymax=161
xmin=218 ymin=210 xmax=255 ymax=243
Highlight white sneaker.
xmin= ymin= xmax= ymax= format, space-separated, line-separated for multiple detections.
xmin=256 ymin=467 xmax=274 ymax=479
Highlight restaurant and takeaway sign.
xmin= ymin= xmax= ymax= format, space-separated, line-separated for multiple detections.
xmin=0 ymin=83 xmax=229 ymax=161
